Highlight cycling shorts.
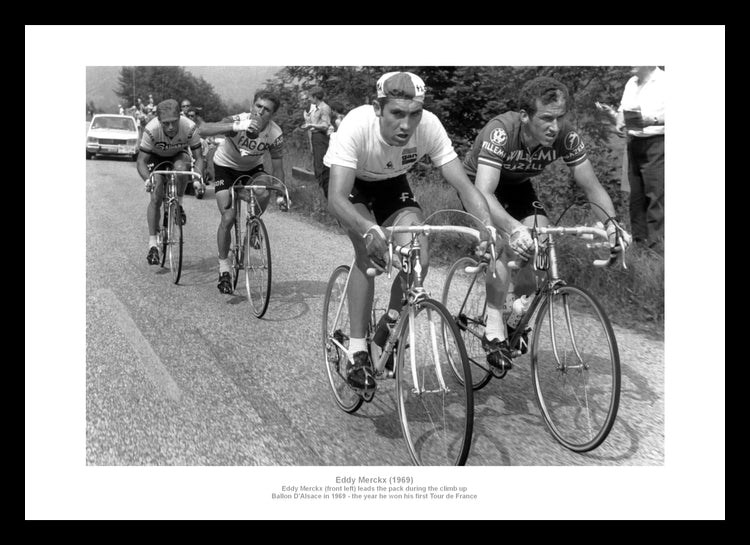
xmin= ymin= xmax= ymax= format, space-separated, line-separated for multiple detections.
xmin=213 ymin=163 xmax=265 ymax=193
xmin=349 ymin=174 xmax=421 ymax=226
xmin=462 ymin=178 xmax=548 ymax=221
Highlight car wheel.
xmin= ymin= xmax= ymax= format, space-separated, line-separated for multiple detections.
xmin=131 ymin=153 xmax=138 ymax=162
xmin=86 ymin=152 xmax=94 ymax=160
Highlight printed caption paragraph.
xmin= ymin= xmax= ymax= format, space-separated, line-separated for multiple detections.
xmin=271 ymin=476 xmax=478 ymax=501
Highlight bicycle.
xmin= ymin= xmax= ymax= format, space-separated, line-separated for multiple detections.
xmin=146 ymin=163 xmax=203 ymax=284
xmin=322 ymin=218 xmax=497 ymax=465
xmin=227 ymin=173 xmax=291 ymax=318
xmin=441 ymin=202 xmax=627 ymax=452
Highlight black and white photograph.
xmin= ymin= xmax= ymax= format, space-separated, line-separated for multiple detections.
xmin=26 ymin=25 xmax=725 ymax=521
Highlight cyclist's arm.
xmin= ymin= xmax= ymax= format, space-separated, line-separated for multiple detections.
xmin=136 ymin=151 xmax=151 ymax=181
xmin=198 ymin=116 xmax=237 ymax=138
xmin=192 ymin=147 xmax=205 ymax=179
xmin=569 ymin=159 xmax=618 ymax=224
xmin=271 ymin=157 xmax=285 ymax=183
xmin=439 ymin=158 xmax=492 ymax=227
xmin=327 ymin=164 xmax=374 ymax=235
xmin=474 ymin=164 xmax=524 ymax=236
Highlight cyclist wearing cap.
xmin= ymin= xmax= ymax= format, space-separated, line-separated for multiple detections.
xmin=463 ymin=76 xmax=631 ymax=371
xmin=323 ymin=71 xmax=494 ymax=396
xmin=198 ymin=91 xmax=286 ymax=295
xmin=137 ymin=98 xmax=204 ymax=265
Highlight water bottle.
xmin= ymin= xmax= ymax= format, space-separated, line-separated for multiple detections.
xmin=507 ymin=295 xmax=532 ymax=329
xmin=372 ymin=309 xmax=399 ymax=348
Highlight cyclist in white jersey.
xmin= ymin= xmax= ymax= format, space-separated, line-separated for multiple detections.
xmin=323 ymin=71 xmax=494 ymax=396
xmin=198 ymin=91 xmax=286 ymax=295
xmin=136 ymin=99 xmax=204 ymax=265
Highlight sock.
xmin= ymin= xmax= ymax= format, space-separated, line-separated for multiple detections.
xmin=148 ymin=236 xmax=158 ymax=248
xmin=349 ymin=337 xmax=368 ymax=354
xmin=485 ymin=307 xmax=506 ymax=342
xmin=218 ymin=258 xmax=231 ymax=274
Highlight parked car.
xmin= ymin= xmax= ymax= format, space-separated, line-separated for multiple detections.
xmin=86 ymin=114 xmax=140 ymax=161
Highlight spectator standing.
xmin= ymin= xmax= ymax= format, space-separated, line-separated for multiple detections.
xmin=302 ymin=86 xmax=332 ymax=191
xmin=596 ymin=66 xmax=665 ymax=253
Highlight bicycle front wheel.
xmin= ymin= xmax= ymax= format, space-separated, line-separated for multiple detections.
xmin=244 ymin=217 xmax=272 ymax=318
xmin=397 ymin=299 xmax=473 ymax=466
xmin=165 ymin=202 xmax=183 ymax=284
xmin=441 ymin=256 xmax=492 ymax=390
xmin=322 ymin=265 xmax=363 ymax=413
xmin=531 ymin=284 xmax=620 ymax=452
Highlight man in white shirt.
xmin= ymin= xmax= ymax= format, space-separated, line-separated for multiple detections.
xmin=597 ymin=66 xmax=665 ymax=253
xmin=323 ymin=71 xmax=493 ymax=395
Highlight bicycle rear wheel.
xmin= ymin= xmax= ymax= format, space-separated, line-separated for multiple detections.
xmin=244 ymin=217 xmax=272 ymax=318
xmin=531 ymin=284 xmax=620 ymax=452
xmin=322 ymin=265 xmax=363 ymax=413
xmin=397 ymin=298 xmax=473 ymax=466
xmin=165 ymin=201 xmax=183 ymax=284
xmin=441 ymin=256 xmax=492 ymax=390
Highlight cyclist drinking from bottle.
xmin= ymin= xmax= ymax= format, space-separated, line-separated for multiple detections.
xmin=137 ymin=99 xmax=204 ymax=265
xmin=198 ymin=91 xmax=286 ymax=295
xmin=462 ymin=76 xmax=631 ymax=371
xmin=323 ymin=71 xmax=494 ymax=396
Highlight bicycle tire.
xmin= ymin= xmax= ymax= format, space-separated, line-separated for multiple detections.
xmin=396 ymin=298 xmax=474 ymax=466
xmin=166 ymin=201 xmax=183 ymax=284
xmin=441 ymin=256 xmax=493 ymax=390
xmin=244 ymin=217 xmax=272 ymax=318
xmin=531 ymin=284 xmax=621 ymax=452
xmin=322 ymin=265 xmax=364 ymax=413
xmin=231 ymin=201 xmax=242 ymax=291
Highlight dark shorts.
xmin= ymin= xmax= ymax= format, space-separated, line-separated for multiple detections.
xmin=494 ymin=180 xmax=548 ymax=220
xmin=463 ymin=177 xmax=548 ymax=221
xmin=213 ymin=163 xmax=265 ymax=193
xmin=348 ymin=174 xmax=422 ymax=226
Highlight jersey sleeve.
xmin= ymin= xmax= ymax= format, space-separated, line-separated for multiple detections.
xmin=139 ymin=125 xmax=155 ymax=153
xmin=557 ymin=126 xmax=587 ymax=167
xmin=323 ymin=112 xmax=360 ymax=170
xmin=268 ymin=133 xmax=285 ymax=160
xmin=475 ymin=119 xmax=509 ymax=172
xmin=423 ymin=111 xmax=457 ymax=168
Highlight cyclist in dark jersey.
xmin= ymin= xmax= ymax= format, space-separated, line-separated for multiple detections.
xmin=463 ymin=76 xmax=631 ymax=371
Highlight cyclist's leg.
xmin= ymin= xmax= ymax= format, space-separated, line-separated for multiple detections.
xmin=214 ymin=165 xmax=238 ymax=292
xmin=174 ymin=152 xmax=192 ymax=204
xmin=248 ymin=165 xmax=272 ymax=214
xmin=345 ymin=202 xmax=379 ymax=393
xmin=374 ymin=174 xmax=426 ymax=313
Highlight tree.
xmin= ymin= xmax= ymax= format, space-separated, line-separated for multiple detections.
xmin=115 ymin=67 xmax=229 ymax=122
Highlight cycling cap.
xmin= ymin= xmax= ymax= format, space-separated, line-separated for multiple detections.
xmin=156 ymin=99 xmax=180 ymax=122
xmin=376 ymin=72 xmax=426 ymax=102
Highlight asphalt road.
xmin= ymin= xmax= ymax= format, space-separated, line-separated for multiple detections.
xmin=85 ymin=157 xmax=665 ymax=467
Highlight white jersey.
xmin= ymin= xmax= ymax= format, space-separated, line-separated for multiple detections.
xmin=140 ymin=116 xmax=201 ymax=157
xmin=323 ymin=104 xmax=457 ymax=181
xmin=213 ymin=112 xmax=285 ymax=171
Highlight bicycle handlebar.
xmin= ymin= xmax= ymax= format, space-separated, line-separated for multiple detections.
xmin=507 ymin=224 xmax=625 ymax=270
xmin=146 ymin=170 xmax=204 ymax=192
xmin=365 ymin=224 xmax=497 ymax=277
xmin=229 ymin=174 xmax=292 ymax=211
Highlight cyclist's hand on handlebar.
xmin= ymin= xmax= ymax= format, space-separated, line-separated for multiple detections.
xmin=605 ymin=217 xmax=632 ymax=252
xmin=474 ymin=224 xmax=496 ymax=258
xmin=364 ymin=224 xmax=388 ymax=272
xmin=510 ymin=225 xmax=534 ymax=261
xmin=144 ymin=177 xmax=154 ymax=192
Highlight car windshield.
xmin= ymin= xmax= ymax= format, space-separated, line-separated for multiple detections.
xmin=91 ymin=117 xmax=136 ymax=131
